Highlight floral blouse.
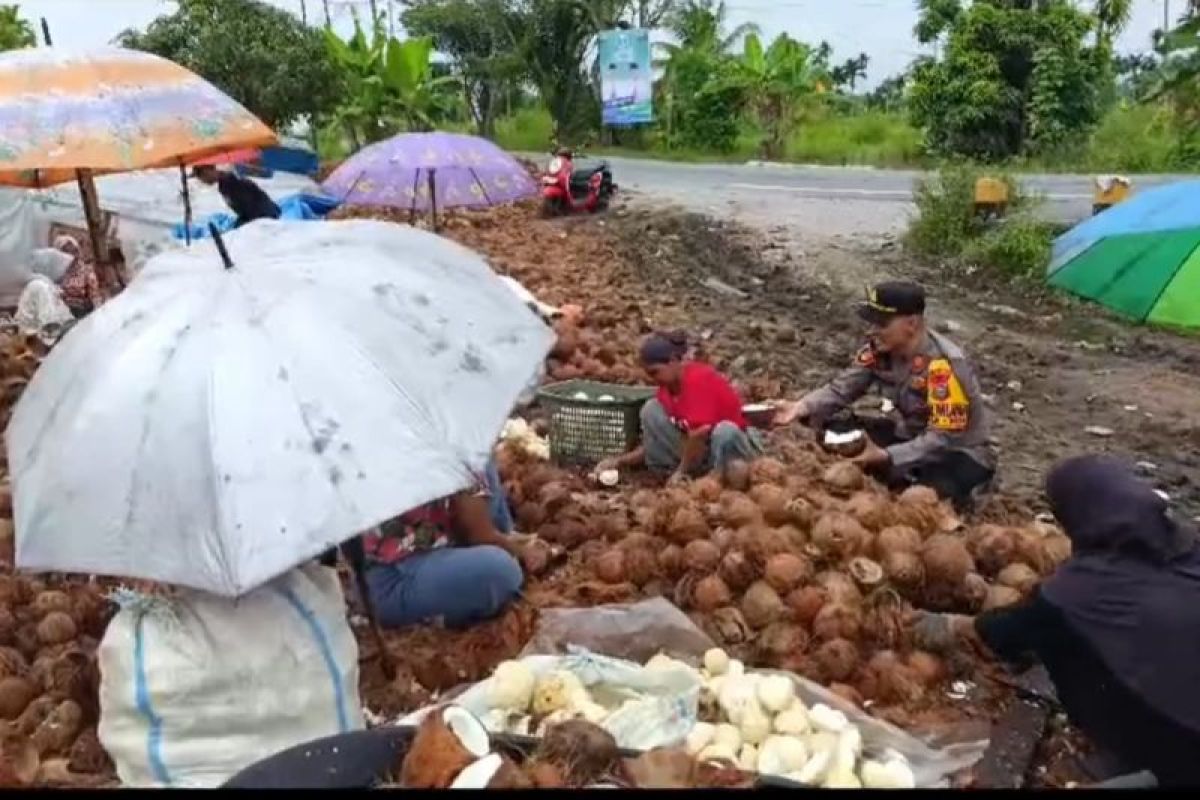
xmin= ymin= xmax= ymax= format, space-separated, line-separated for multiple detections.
xmin=363 ymin=476 xmax=489 ymax=565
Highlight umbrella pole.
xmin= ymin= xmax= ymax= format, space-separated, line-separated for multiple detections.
xmin=180 ymin=164 xmax=193 ymax=246
xmin=339 ymin=537 xmax=397 ymax=682
xmin=409 ymin=169 xmax=421 ymax=226
xmin=75 ymin=168 xmax=116 ymax=294
xmin=428 ymin=169 xmax=438 ymax=232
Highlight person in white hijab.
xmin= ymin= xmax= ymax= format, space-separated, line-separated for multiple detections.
xmin=14 ymin=247 xmax=75 ymax=334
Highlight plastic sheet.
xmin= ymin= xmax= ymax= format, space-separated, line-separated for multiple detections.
xmin=520 ymin=598 xmax=989 ymax=788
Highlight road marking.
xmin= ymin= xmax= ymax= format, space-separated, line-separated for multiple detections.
xmin=726 ymin=182 xmax=1092 ymax=201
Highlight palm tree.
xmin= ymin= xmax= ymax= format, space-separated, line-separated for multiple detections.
xmin=654 ymin=1 xmax=758 ymax=143
xmin=1094 ymin=0 xmax=1133 ymax=49
xmin=667 ymin=0 xmax=757 ymax=56
xmin=0 ymin=4 xmax=35 ymax=51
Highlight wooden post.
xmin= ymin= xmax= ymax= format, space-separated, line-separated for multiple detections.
xmin=180 ymin=164 xmax=193 ymax=246
xmin=75 ymin=169 xmax=116 ymax=292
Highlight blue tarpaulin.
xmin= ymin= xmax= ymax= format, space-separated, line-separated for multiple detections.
xmin=172 ymin=193 xmax=341 ymax=241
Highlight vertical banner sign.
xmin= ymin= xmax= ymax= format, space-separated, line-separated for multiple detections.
xmin=599 ymin=29 xmax=653 ymax=127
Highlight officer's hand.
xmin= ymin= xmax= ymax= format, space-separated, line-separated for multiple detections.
xmin=773 ymin=399 xmax=809 ymax=428
xmin=911 ymin=612 xmax=955 ymax=652
xmin=851 ymin=437 xmax=890 ymax=468
xmin=912 ymin=612 xmax=972 ymax=654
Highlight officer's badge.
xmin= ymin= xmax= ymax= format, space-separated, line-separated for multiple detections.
xmin=926 ymin=358 xmax=968 ymax=432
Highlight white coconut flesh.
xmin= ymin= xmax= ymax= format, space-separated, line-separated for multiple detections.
xmin=443 ymin=706 xmax=491 ymax=758
xmin=449 ymin=753 xmax=502 ymax=789
xmin=824 ymin=430 xmax=864 ymax=446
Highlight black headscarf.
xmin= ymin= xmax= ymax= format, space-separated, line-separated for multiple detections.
xmin=1041 ymin=454 xmax=1200 ymax=732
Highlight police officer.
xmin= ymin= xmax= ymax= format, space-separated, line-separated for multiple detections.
xmin=775 ymin=281 xmax=996 ymax=509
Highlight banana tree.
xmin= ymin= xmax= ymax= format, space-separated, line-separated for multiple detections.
xmin=325 ymin=18 xmax=460 ymax=146
xmin=382 ymin=36 xmax=461 ymax=132
xmin=729 ymin=32 xmax=828 ymax=160
xmin=324 ymin=19 xmax=389 ymax=148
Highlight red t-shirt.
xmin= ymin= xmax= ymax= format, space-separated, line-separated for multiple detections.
xmin=656 ymin=362 xmax=747 ymax=433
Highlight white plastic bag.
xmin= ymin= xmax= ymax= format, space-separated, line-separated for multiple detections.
xmin=14 ymin=275 xmax=73 ymax=334
xmin=97 ymin=564 xmax=365 ymax=788
xmin=401 ymin=649 xmax=701 ymax=752
xmin=522 ymin=599 xmax=988 ymax=787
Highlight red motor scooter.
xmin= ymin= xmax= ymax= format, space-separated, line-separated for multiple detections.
xmin=540 ymin=148 xmax=616 ymax=217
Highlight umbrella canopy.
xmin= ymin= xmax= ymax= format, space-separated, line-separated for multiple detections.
xmin=0 ymin=46 xmax=277 ymax=188
xmin=321 ymin=132 xmax=536 ymax=211
xmin=6 ymin=220 xmax=554 ymax=597
xmin=1048 ymin=180 xmax=1200 ymax=328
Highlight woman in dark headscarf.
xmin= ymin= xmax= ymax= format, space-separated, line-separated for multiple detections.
xmin=597 ymin=331 xmax=762 ymax=483
xmin=913 ymin=454 xmax=1200 ymax=786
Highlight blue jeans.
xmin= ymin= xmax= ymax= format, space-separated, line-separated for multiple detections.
xmin=367 ymin=545 xmax=522 ymax=629
xmin=366 ymin=457 xmax=519 ymax=629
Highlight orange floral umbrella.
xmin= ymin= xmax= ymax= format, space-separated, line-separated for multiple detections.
xmin=0 ymin=46 xmax=277 ymax=188
xmin=0 ymin=46 xmax=277 ymax=281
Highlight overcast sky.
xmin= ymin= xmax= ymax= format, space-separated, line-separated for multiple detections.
xmin=19 ymin=0 xmax=1175 ymax=88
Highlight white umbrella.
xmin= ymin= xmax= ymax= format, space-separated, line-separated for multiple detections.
xmin=6 ymin=219 xmax=554 ymax=597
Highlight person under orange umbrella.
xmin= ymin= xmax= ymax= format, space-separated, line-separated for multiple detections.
xmin=193 ymin=165 xmax=281 ymax=229
xmin=51 ymin=234 xmax=103 ymax=319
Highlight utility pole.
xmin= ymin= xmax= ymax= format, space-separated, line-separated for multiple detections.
xmin=40 ymin=17 xmax=51 ymax=46
xmin=322 ymin=0 xmax=331 ymax=27
xmin=1165 ymin=0 xmax=1171 ymax=31
xmin=300 ymin=0 xmax=307 ymax=26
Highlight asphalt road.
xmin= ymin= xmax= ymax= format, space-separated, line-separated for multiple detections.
xmin=548 ymin=154 xmax=1193 ymax=240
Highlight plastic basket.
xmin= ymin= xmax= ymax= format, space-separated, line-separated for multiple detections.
xmin=536 ymin=379 xmax=657 ymax=465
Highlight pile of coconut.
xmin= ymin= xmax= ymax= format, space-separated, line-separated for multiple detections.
xmin=0 ymin=575 xmax=114 ymax=788
xmin=496 ymin=444 xmax=1071 ymax=710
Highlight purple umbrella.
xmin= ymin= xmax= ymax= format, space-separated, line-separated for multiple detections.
xmin=321 ymin=132 xmax=537 ymax=229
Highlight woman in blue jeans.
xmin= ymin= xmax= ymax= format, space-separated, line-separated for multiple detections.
xmin=363 ymin=460 xmax=524 ymax=629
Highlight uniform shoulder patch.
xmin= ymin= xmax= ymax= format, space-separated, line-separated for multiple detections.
xmin=926 ymin=358 xmax=969 ymax=432
xmin=855 ymin=344 xmax=877 ymax=368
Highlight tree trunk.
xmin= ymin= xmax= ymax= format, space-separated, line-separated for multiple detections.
xmin=478 ymin=84 xmax=497 ymax=138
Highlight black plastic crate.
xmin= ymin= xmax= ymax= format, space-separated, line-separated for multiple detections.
xmin=536 ymin=379 xmax=656 ymax=465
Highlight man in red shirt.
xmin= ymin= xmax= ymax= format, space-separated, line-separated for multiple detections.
xmin=598 ymin=332 xmax=762 ymax=482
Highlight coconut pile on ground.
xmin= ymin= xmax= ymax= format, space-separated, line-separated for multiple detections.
xmin=0 ymin=332 xmax=119 ymax=789
xmin=491 ymin=440 xmax=1070 ymax=719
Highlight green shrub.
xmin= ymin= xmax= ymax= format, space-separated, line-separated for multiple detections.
xmin=906 ymin=164 xmax=1052 ymax=278
xmin=906 ymin=165 xmax=992 ymax=259
xmin=679 ymin=82 xmax=745 ymax=154
xmin=962 ymin=216 xmax=1055 ymax=278
xmin=787 ymin=111 xmax=923 ymax=166
xmin=494 ymin=106 xmax=556 ymax=153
